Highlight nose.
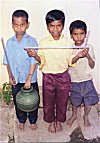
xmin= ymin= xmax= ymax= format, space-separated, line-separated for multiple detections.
xmin=54 ymin=26 xmax=57 ymax=31
xmin=77 ymin=34 xmax=81 ymax=39
xmin=17 ymin=25 xmax=22 ymax=30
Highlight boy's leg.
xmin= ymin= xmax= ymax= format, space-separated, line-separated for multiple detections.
xmin=12 ymin=83 xmax=27 ymax=130
xmin=83 ymin=80 xmax=99 ymax=127
xmin=56 ymin=70 xmax=71 ymax=132
xmin=43 ymin=73 xmax=56 ymax=133
xmin=66 ymin=106 xmax=78 ymax=127
xmin=28 ymin=108 xmax=38 ymax=130
xmin=28 ymin=82 xmax=39 ymax=130
xmin=83 ymin=106 xmax=91 ymax=127
xmin=67 ymin=82 xmax=83 ymax=127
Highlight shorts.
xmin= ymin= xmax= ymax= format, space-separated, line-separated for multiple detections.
xmin=70 ymin=80 xmax=99 ymax=107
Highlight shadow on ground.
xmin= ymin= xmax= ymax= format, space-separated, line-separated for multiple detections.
xmin=68 ymin=127 xmax=100 ymax=143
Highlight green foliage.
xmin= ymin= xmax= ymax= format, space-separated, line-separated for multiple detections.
xmin=0 ymin=82 xmax=12 ymax=105
xmin=0 ymin=91 xmax=2 ymax=98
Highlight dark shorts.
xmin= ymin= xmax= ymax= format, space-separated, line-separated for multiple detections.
xmin=70 ymin=80 xmax=99 ymax=107
xmin=12 ymin=82 xmax=39 ymax=124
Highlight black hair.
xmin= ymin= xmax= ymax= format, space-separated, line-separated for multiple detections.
xmin=69 ymin=20 xmax=87 ymax=34
xmin=12 ymin=10 xmax=29 ymax=23
xmin=45 ymin=9 xmax=65 ymax=26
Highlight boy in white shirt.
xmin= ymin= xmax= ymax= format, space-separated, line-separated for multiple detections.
xmin=67 ymin=20 xmax=99 ymax=127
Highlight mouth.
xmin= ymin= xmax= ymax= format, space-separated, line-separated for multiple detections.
xmin=52 ymin=32 xmax=60 ymax=35
xmin=17 ymin=32 xmax=24 ymax=35
xmin=76 ymin=40 xmax=83 ymax=43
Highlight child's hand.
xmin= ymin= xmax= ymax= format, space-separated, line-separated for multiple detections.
xmin=24 ymin=79 xmax=31 ymax=89
xmin=9 ymin=78 xmax=16 ymax=85
xmin=24 ymin=48 xmax=37 ymax=57
xmin=77 ymin=48 xmax=89 ymax=58
xmin=24 ymin=74 xmax=32 ymax=89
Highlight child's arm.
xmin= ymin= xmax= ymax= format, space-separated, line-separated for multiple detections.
xmin=24 ymin=48 xmax=41 ymax=64
xmin=86 ymin=53 xmax=95 ymax=69
xmin=72 ymin=48 xmax=88 ymax=64
xmin=24 ymin=64 xmax=36 ymax=89
xmin=6 ymin=64 xmax=16 ymax=85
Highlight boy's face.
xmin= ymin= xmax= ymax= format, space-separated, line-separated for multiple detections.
xmin=47 ymin=20 xmax=64 ymax=40
xmin=12 ymin=17 xmax=29 ymax=37
xmin=71 ymin=28 xmax=86 ymax=46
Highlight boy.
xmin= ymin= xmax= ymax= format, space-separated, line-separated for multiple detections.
xmin=26 ymin=9 xmax=74 ymax=133
xmin=3 ymin=10 xmax=39 ymax=130
xmin=67 ymin=20 xmax=99 ymax=127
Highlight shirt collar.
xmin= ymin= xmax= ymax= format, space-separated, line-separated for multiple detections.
xmin=74 ymin=41 xmax=86 ymax=48
xmin=48 ymin=34 xmax=64 ymax=41
xmin=12 ymin=32 xmax=29 ymax=41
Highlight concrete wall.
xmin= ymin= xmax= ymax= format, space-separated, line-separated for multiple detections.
xmin=0 ymin=0 xmax=100 ymax=93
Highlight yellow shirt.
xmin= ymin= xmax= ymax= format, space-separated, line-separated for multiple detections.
xmin=38 ymin=34 xmax=74 ymax=73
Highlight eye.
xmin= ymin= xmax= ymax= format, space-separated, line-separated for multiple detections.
xmin=50 ymin=25 xmax=54 ymax=27
xmin=20 ymin=24 xmax=25 ymax=27
xmin=73 ymin=33 xmax=77 ymax=36
xmin=13 ymin=24 xmax=25 ymax=28
xmin=80 ymin=33 xmax=84 ymax=35
xmin=57 ymin=25 xmax=61 ymax=27
xmin=14 ymin=24 xmax=18 ymax=27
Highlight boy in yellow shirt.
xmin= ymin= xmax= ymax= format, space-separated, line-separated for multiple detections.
xmin=26 ymin=9 xmax=74 ymax=133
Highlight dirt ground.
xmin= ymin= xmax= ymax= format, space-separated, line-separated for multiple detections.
xmin=0 ymin=96 xmax=100 ymax=143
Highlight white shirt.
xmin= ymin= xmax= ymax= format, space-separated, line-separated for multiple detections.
xmin=69 ymin=44 xmax=95 ymax=82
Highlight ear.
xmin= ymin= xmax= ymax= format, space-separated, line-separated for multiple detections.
xmin=62 ymin=26 xmax=64 ymax=30
xmin=47 ymin=25 xmax=49 ymax=31
xmin=70 ymin=34 xmax=73 ymax=39
xmin=27 ymin=22 xmax=30 ymax=29
xmin=12 ymin=23 xmax=14 ymax=30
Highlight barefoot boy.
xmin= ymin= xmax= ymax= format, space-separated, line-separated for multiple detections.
xmin=67 ymin=20 xmax=99 ymax=127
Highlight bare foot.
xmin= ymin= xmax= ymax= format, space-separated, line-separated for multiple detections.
xmin=56 ymin=121 xmax=63 ymax=132
xmin=48 ymin=122 xmax=56 ymax=133
xmin=18 ymin=123 xmax=25 ymax=130
xmin=30 ymin=124 xmax=37 ymax=130
xmin=66 ymin=115 xmax=77 ymax=127
xmin=83 ymin=116 xmax=91 ymax=127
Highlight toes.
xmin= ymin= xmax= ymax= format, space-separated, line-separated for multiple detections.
xmin=48 ymin=122 xmax=56 ymax=133
xmin=18 ymin=123 xmax=24 ymax=130
xmin=30 ymin=124 xmax=37 ymax=130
